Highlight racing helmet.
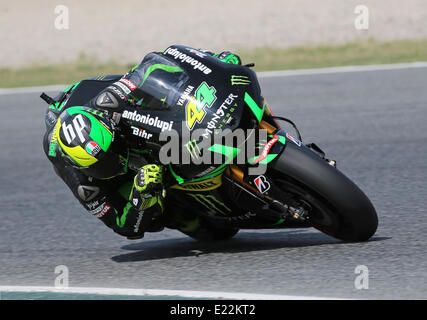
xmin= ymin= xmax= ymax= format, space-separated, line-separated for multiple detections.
xmin=53 ymin=106 xmax=126 ymax=179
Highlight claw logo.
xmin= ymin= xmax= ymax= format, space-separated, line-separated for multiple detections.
xmin=254 ymin=175 xmax=270 ymax=194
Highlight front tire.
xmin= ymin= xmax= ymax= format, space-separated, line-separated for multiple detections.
xmin=270 ymin=142 xmax=378 ymax=242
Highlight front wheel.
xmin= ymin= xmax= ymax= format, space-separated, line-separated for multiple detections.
xmin=270 ymin=142 xmax=378 ymax=242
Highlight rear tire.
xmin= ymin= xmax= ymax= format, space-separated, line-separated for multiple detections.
xmin=270 ymin=142 xmax=378 ymax=242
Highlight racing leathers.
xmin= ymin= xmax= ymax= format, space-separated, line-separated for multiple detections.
xmin=42 ymin=47 xmax=241 ymax=239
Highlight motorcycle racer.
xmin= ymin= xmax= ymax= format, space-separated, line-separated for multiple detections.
xmin=42 ymin=47 xmax=242 ymax=240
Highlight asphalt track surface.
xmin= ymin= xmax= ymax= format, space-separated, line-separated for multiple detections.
xmin=1 ymin=66 xmax=426 ymax=299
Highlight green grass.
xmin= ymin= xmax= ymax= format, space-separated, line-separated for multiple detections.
xmin=240 ymin=38 xmax=427 ymax=71
xmin=1 ymin=39 xmax=427 ymax=88
xmin=0 ymin=55 xmax=135 ymax=88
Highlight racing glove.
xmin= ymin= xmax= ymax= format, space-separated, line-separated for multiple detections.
xmin=132 ymin=164 xmax=164 ymax=202
xmin=113 ymin=165 xmax=164 ymax=240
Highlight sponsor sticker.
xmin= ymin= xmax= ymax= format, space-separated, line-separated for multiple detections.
xmin=61 ymin=114 xmax=87 ymax=145
xmin=112 ymin=112 xmax=121 ymax=125
xmin=109 ymin=86 xmax=126 ymax=100
xmin=85 ymin=141 xmax=101 ymax=156
xmin=87 ymin=202 xmax=98 ymax=211
xmin=164 ymin=47 xmax=212 ymax=74
xmin=187 ymin=193 xmax=231 ymax=215
xmin=94 ymin=203 xmax=111 ymax=218
xmin=231 ymin=75 xmax=250 ymax=86
xmin=131 ymin=126 xmax=153 ymax=140
xmin=48 ymin=131 xmax=58 ymax=157
xmin=202 ymin=93 xmax=238 ymax=138
xmin=254 ymin=175 xmax=271 ymax=194
xmin=185 ymin=140 xmax=202 ymax=160
xmin=133 ymin=211 xmax=144 ymax=232
xmin=286 ymin=133 xmax=302 ymax=147
xmin=177 ymin=85 xmax=195 ymax=106
xmin=185 ymin=81 xmax=217 ymax=130
xmin=114 ymin=81 xmax=131 ymax=94
xmin=194 ymin=166 xmax=216 ymax=178
xmin=171 ymin=175 xmax=222 ymax=191
xmin=119 ymin=78 xmax=137 ymax=90
xmin=252 ymin=135 xmax=279 ymax=164
xmin=122 ymin=110 xmax=173 ymax=132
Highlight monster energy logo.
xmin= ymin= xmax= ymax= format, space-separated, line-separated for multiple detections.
xmin=231 ymin=75 xmax=250 ymax=86
xmin=185 ymin=140 xmax=202 ymax=160
xmin=188 ymin=194 xmax=231 ymax=215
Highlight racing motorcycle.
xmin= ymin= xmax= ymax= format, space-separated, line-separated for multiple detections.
xmin=41 ymin=45 xmax=378 ymax=242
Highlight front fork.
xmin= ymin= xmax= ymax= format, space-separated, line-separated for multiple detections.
xmin=223 ymin=120 xmax=295 ymax=221
xmin=223 ymin=118 xmax=319 ymax=223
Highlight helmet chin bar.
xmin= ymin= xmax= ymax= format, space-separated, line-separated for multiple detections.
xmin=78 ymin=149 xmax=127 ymax=180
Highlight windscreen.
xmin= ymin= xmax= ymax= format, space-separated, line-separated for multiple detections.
xmin=127 ymin=53 xmax=189 ymax=110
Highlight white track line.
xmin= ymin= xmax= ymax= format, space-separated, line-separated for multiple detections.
xmin=1 ymin=61 xmax=427 ymax=96
xmin=0 ymin=84 xmax=68 ymax=95
xmin=0 ymin=286 xmax=339 ymax=300
xmin=257 ymin=61 xmax=427 ymax=78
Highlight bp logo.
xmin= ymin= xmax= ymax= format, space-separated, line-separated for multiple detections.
xmin=85 ymin=141 xmax=101 ymax=156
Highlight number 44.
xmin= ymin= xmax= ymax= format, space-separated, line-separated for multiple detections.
xmin=186 ymin=82 xmax=217 ymax=130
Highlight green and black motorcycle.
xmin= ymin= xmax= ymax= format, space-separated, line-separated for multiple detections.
xmin=42 ymin=45 xmax=378 ymax=242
